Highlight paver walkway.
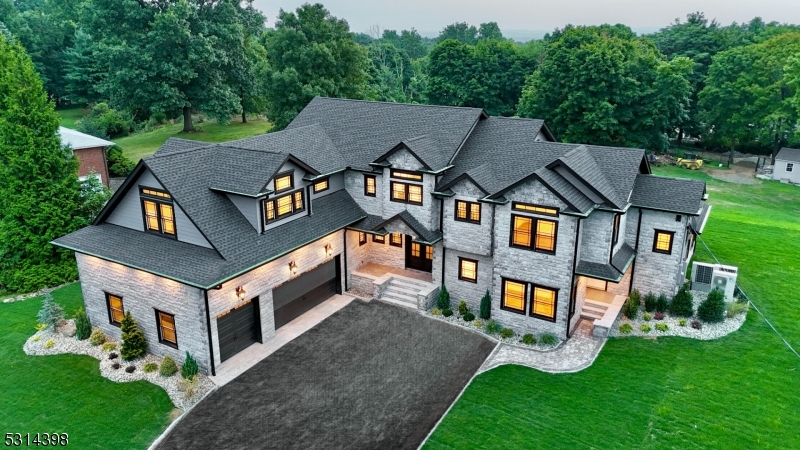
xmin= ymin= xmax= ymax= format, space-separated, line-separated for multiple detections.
xmin=479 ymin=319 xmax=606 ymax=374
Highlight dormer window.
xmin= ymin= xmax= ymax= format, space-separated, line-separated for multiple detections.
xmin=313 ymin=179 xmax=329 ymax=193
xmin=140 ymin=188 xmax=176 ymax=237
xmin=274 ymin=172 xmax=294 ymax=192
xmin=263 ymin=189 xmax=304 ymax=225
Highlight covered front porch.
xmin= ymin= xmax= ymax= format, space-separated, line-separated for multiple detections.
xmin=349 ymin=262 xmax=439 ymax=310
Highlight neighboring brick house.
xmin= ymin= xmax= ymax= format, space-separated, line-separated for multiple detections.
xmin=772 ymin=147 xmax=800 ymax=184
xmin=58 ymin=126 xmax=113 ymax=186
xmin=53 ymin=98 xmax=710 ymax=375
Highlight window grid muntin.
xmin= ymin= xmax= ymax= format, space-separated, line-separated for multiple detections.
xmin=512 ymin=216 xmax=533 ymax=247
xmin=530 ymin=285 xmax=557 ymax=321
xmin=512 ymin=202 xmax=559 ymax=216
xmin=501 ymin=279 xmax=526 ymax=313
xmin=458 ymin=258 xmax=478 ymax=283
xmin=364 ymin=175 xmax=377 ymax=196
xmin=140 ymin=188 xmax=176 ymax=238
xmin=390 ymin=233 xmax=403 ymax=247
xmin=534 ymin=219 xmax=557 ymax=252
xmin=106 ymin=293 xmax=124 ymax=326
xmin=274 ymin=173 xmax=293 ymax=192
xmin=390 ymin=181 xmax=423 ymax=205
xmin=155 ymin=310 xmax=178 ymax=347
xmin=263 ymin=189 xmax=305 ymax=225
xmin=455 ymin=200 xmax=481 ymax=224
xmin=787 ymin=163 xmax=794 ymax=172
xmin=510 ymin=214 xmax=558 ymax=254
xmin=373 ymin=234 xmax=385 ymax=244
xmin=358 ymin=232 xmax=367 ymax=246
xmin=653 ymin=229 xmax=674 ymax=254
xmin=425 ymin=245 xmax=433 ymax=260
xmin=391 ymin=170 xmax=423 ymax=181
xmin=411 ymin=242 xmax=421 ymax=257
xmin=313 ymin=179 xmax=329 ymax=193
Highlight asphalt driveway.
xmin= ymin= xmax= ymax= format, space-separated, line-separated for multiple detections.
xmin=157 ymin=300 xmax=496 ymax=450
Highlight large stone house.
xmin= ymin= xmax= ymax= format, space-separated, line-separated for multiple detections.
xmin=53 ymin=98 xmax=710 ymax=375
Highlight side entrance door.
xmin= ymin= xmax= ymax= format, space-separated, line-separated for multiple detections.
xmin=217 ymin=297 xmax=262 ymax=362
xmin=405 ymin=237 xmax=433 ymax=272
xmin=272 ymin=256 xmax=341 ymax=329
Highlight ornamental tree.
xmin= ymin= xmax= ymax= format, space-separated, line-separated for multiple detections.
xmin=120 ymin=311 xmax=148 ymax=361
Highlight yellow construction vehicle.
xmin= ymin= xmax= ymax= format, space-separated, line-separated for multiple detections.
xmin=676 ymin=154 xmax=703 ymax=170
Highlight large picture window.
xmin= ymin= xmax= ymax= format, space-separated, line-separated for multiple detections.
xmin=364 ymin=175 xmax=377 ymax=197
xmin=390 ymin=182 xmax=423 ymax=205
xmin=530 ymin=285 xmax=557 ymax=321
xmin=458 ymin=258 xmax=478 ymax=283
xmin=140 ymin=188 xmax=176 ymax=237
xmin=105 ymin=293 xmax=124 ymax=326
xmin=455 ymin=200 xmax=481 ymax=224
xmin=155 ymin=310 xmax=178 ymax=348
xmin=263 ymin=189 xmax=305 ymax=224
xmin=510 ymin=214 xmax=557 ymax=254
xmin=501 ymin=279 xmax=527 ymax=314
xmin=653 ymin=229 xmax=674 ymax=254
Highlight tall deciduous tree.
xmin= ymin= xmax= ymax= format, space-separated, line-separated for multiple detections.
xmin=518 ymin=25 xmax=693 ymax=151
xmin=438 ymin=22 xmax=478 ymax=45
xmin=262 ymin=3 xmax=369 ymax=129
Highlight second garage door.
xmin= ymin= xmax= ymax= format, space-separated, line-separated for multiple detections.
xmin=273 ymin=256 xmax=340 ymax=329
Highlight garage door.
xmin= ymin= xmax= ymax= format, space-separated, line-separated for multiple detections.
xmin=273 ymin=256 xmax=340 ymax=329
xmin=217 ymin=298 xmax=262 ymax=362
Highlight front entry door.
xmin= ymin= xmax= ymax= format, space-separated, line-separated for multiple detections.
xmin=405 ymin=237 xmax=433 ymax=272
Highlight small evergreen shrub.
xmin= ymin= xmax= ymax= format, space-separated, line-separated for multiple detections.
xmin=643 ymin=292 xmax=657 ymax=312
xmin=669 ymin=284 xmax=694 ymax=317
xmin=431 ymin=308 xmax=441 ymax=316
xmin=102 ymin=342 xmax=116 ymax=352
xmin=500 ymin=328 xmax=514 ymax=339
xmin=640 ymin=324 xmax=651 ymax=333
xmin=697 ymin=288 xmax=725 ymax=323
xmin=436 ymin=285 xmax=451 ymax=310
xmin=36 ymin=293 xmax=65 ymax=331
xmin=484 ymin=320 xmax=502 ymax=334
xmin=143 ymin=362 xmax=158 ymax=373
xmin=655 ymin=323 xmax=669 ymax=332
xmin=473 ymin=320 xmax=484 ymax=328
xmin=111 ymin=362 xmax=120 ymax=370
xmin=458 ymin=300 xmax=469 ymax=315
xmin=120 ymin=311 xmax=147 ymax=361
xmin=643 ymin=312 xmax=653 ymax=322
xmin=679 ymin=318 xmax=687 ymax=327
xmin=522 ymin=334 xmax=536 ymax=345
xmin=479 ymin=290 xmax=491 ymax=320
xmin=160 ymin=356 xmax=178 ymax=377
xmin=654 ymin=312 xmax=664 ymax=321
xmin=726 ymin=301 xmax=749 ymax=318
xmin=655 ymin=293 xmax=669 ymax=312
xmin=32 ymin=335 xmax=41 ymax=342
xmin=622 ymin=289 xmax=640 ymax=320
xmin=108 ymin=352 xmax=118 ymax=360
xmin=44 ymin=339 xmax=55 ymax=348
xmin=125 ymin=365 xmax=135 ymax=373
xmin=74 ymin=307 xmax=92 ymax=340
xmin=181 ymin=352 xmax=199 ymax=379
xmin=540 ymin=333 xmax=558 ymax=346
xmin=442 ymin=309 xmax=453 ymax=317
xmin=619 ymin=323 xmax=633 ymax=334
xmin=89 ymin=328 xmax=106 ymax=346
xmin=463 ymin=312 xmax=475 ymax=322
xmin=691 ymin=320 xmax=702 ymax=330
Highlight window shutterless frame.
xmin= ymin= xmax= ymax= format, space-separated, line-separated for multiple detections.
xmin=511 ymin=201 xmax=559 ymax=216
xmin=358 ymin=232 xmax=367 ymax=246
xmin=364 ymin=175 xmax=377 ymax=197
xmin=390 ymin=169 xmax=423 ymax=181
xmin=509 ymin=214 xmax=558 ymax=255
xmin=500 ymin=277 xmax=527 ymax=315
xmin=652 ymin=229 xmax=674 ymax=255
xmin=455 ymin=200 xmax=481 ymax=224
xmin=105 ymin=292 xmax=124 ymax=326
xmin=529 ymin=284 xmax=558 ymax=322
xmin=154 ymin=309 xmax=178 ymax=349
xmin=312 ymin=178 xmax=329 ymax=193
xmin=458 ymin=257 xmax=478 ymax=283
xmin=389 ymin=233 xmax=403 ymax=247
xmin=140 ymin=187 xmax=177 ymax=238
xmin=390 ymin=181 xmax=423 ymax=205
xmin=273 ymin=170 xmax=294 ymax=193
xmin=372 ymin=234 xmax=385 ymax=244
xmin=263 ymin=188 xmax=305 ymax=225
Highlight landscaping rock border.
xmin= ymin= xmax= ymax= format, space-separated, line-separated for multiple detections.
xmin=608 ymin=291 xmax=747 ymax=340
xmin=3 ymin=282 xmax=74 ymax=304
xmin=23 ymin=320 xmax=213 ymax=410
xmin=425 ymin=310 xmax=564 ymax=352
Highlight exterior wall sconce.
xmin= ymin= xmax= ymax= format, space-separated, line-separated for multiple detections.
xmin=289 ymin=261 xmax=298 ymax=275
xmin=235 ymin=286 xmax=246 ymax=300
xmin=324 ymin=243 xmax=332 ymax=257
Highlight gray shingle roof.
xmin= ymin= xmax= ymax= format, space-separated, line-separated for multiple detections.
xmin=534 ymin=168 xmax=594 ymax=214
xmin=153 ymin=137 xmax=210 ymax=157
xmin=575 ymin=260 xmax=623 ymax=282
xmin=553 ymin=145 xmax=625 ymax=208
xmin=351 ymin=211 xmax=442 ymax=244
xmin=630 ymin=175 xmax=706 ymax=215
xmin=611 ymin=243 xmax=636 ymax=274
xmin=776 ymin=147 xmax=800 ymax=162
xmin=287 ymin=97 xmax=485 ymax=171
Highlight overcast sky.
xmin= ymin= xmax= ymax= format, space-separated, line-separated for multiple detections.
xmin=251 ymin=0 xmax=800 ymax=38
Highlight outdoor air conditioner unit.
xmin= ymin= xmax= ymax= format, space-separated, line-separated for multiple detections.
xmin=691 ymin=262 xmax=738 ymax=301
xmin=691 ymin=262 xmax=714 ymax=292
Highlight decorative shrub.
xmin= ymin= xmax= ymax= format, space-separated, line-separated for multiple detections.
xmin=36 ymin=293 xmax=65 ymax=331
xmin=44 ymin=339 xmax=55 ymax=348
xmin=540 ymin=333 xmax=558 ymax=346
xmin=442 ymin=309 xmax=453 ymax=317
xmin=726 ymin=301 xmax=749 ymax=318
xmin=89 ymin=328 xmax=106 ymax=346
xmin=479 ymin=290 xmax=491 ymax=320
xmin=120 ymin=311 xmax=147 ymax=361
xmin=655 ymin=293 xmax=669 ymax=313
xmin=108 ymin=352 xmax=118 ymax=360
xmin=102 ymin=342 xmax=116 ymax=352
xmin=473 ymin=320 xmax=484 ymax=328
xmin=697 ymin=288 xmax=725 ymax=323
xmin=143 ymin=362 xmax=158 ymax=373
xmin=669 ymin=284 xmax=694 ymax=317
xmin=458 ymin=300 xmax=469 ymax=315
xmin=691 ymin=320 xmax=702 ymax=330
xmin=436 ymin=284 xmax=451 ymax=310
xmin=654 ymin=312 xmax=664 ymax=321
xmin=500 ymin=328 xmax=514 ymax=339
xmin=74 ymin=307 xmax=92 ymax=340
xmin=485 ymin=320 xmax=502 ymax=334
xmin=619 ymin=323 xmax=633 ymax=334
xmin=35 ymin=323 xmax=47 ymax=332
xmin=111 ymin=362 xmax=120 ymax=370
xmin=431 ymin=308 xmax=442 ymax=316
xmin=643 ymin=292 xmax=657 ymax=312
xmin=622 ymin=290 xmax=640 ymax=320
xmin=463 ymin=312 xmax=475 ymax=322
xmin=643 ymin=312 xmax=653 ymax=322
xmin=640 ymin=324 xmax=651 ymax=333
xmin=177 ymin=375 xmax=200 ymax=399
xmin=32 ymin=335 xmax=41 ymax=342
xmin=181 ymin=352 xmax=199 ymax=379
xmin=125 ymin=365 xmax=135 ymax=373
xmin=679 ymin=318 xmax=687 ymax=327
xmin=522 ymin=334 xmax=536 ymax=345
xmin=655 ymin=323 xmax=669 ymax=332
xmin=106 ymin=145 xmax=135 ymax=177
xmin=160 ymin=356 xmax=178 ymax=377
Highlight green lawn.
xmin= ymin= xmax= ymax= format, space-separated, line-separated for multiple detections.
xmin=56 ymin=106 xmax=86 ymax=129
xmin=425 ymin=168 xmax=800 ymax=449
xmin=0 ymin=283 xmax=173 ymax=449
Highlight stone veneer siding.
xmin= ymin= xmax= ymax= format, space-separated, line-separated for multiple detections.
xmin=442 ymin=179 xmax=492 ymax=257
xmin=382 ymin=149 xmax=438 ymax=231
xmin=631 ymin=209 xmax=688 ymax=296
xmin=75 ymin=253 xmax=211 ymax=373
xmin=579 ymin=210 xmax=613 ymax=264
xmin=444 ymin=249 xmax=493 ymax=312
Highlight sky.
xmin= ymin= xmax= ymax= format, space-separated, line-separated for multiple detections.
xmin=251 ymin=0 xmax=800 ymax=39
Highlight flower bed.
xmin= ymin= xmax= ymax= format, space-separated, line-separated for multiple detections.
xmin=426 ymin=310 xmax=563 ymax=352
xmin=609 ymin=291 xmax=747 ymax=340
xmin=23 ymin=320 xmax=214 ymax=410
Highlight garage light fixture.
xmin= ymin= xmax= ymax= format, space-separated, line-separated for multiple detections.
xmin=324 ymin=243 xmax=332 ymax=257
xmin=235 ymin=286 xmax=246 ymax=300
xmin=289 ymin=261 xmax=298 ymax=275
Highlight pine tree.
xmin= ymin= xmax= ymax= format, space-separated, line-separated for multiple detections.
xmin=120 ymin=311 xmax=147 ymax=361
xmin=436 ymin=284 xmax=451 ymax=310
xmin=36 ymin=292 xmax=65 ymax=330
xmin=0 ymin=34 xmax=84 ymax=293
xmin=669 ymin=284 xmax=695 ymax=317
xmin=74 ymin=307 xmax=91 ymax=340
xmin=697 ymin=288 xmax=726 ymax=323
xmin=181 ymin=352 xmax=199 ymax=379
xmin=479 ymin=290 xmax=492 ymax=320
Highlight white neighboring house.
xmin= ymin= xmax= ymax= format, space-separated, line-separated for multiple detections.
xmin=58 ymin=126 xmax=114 ymax=186
xmin=772 ymin=147 xmax=800 ymax=184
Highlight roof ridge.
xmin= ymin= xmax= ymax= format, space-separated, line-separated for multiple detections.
xmin=312 ymin=96 xmax=486 ymax=112
xmin=149 ymin=143 xmax=217 ymax=158
xmin=490 ymin=116 xmax=544 ymax=122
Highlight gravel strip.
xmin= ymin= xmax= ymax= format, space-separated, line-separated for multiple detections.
xmin=425 ymin=311 xmax=564 ymax=352
xmin=23 ymin=321 xmax=213 ymax=410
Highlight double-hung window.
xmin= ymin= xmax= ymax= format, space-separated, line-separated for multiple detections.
xmin=653 ymin=229 xmax=674 ymax=254
xmin=500 ymin=279 xmax=558 ymax=321
xmin=373 ymin=234 xmax=385 ymax=244
xmin=358 ymin=232 xmax=367 ymax=246
xmin=389 ymin=233 xmax=403 ymax=247
xmin=455 ymin=200 xmax=481 ymax=224
xmin=155 ymin=310 xmax=178 ymax=348
xmin=787 ymin=163 xmax=794 ymax=173
xmin=140 ymin=188 xmax=176 ymax=237
xmin=106 ymin=293 xmax=124 ymax=326
xmin=263 ymin=190 xmax=305 ymax=224
xmin=458 ymin=258 xmax=478 ymax=283
xmin=313 ymin=179 xmax=329 ymax=193
xmin=274 ymin=172 xmax=294 ymax=192
xmin=390 ymin=182 xmax=423 ymax=205
xmin=364 ymin=175 xmax=377 ymax=196
xmin=510 ymin=214 xmax=557 ymax=254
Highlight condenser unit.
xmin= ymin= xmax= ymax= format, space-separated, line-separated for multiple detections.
xmin=691 ymin=262 xmax=714 ymax=292
xmin=691 ymin=262 xmax=738 ymax=301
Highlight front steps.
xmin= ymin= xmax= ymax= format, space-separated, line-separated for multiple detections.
xmin=580 ymin=299 xmax=609 ymax=321
xmin=380 ymin=277 xmax=432 ymax=309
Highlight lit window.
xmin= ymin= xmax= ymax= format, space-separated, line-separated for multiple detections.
xmin=531 ymin=285 xmax=557 ymax=320
xmin=408 ymin=185 xmax=422 ymax=204
xmin=459 ymin=258 xmax=478 ymax=283
xmin=535 ymin=219 xmax=556 ymax=252
xmin=274 ymin=173 xmax=293 ymax=192
xmin=358 ymin=232 xmax=367 ymax=246
xmin=512 ymin=216 xmax=532 ymax=247
xmin=425 ymin=245 xmax=433 ymax=260
xmin=263 ymin=190 xmax=304 ymax=225
xmin=511 ymin=215 xmax=557 ymax=254
xmin=391 ymin=182 xmax=406 ymax=201
xmin=373 ymin=234 xmax=385 ymax=244
xmin=364 ymin=175 xmax=377 ymax=196
xmin=411 ymin=242 xmax=421 ymax=257
xmin=106 ymin=293 xmax=124 ymax=326
xmin=512 ymin=202 xmax=558 ymax=216
xmin=391 ymin=170 xmax=423 ymax=181
xmin=142 ymin=189 xmax=171 ymax=199
xmin=455 ymin=200 xmax=481 ymax=224
xmin=156 ymin=310 xmax=178 ymax=347
xmin=293 ymin=191 xmax=303 ymax=210
xmin=141 ymin=188 xmax=176 ymax=237
xmin=502 ymin=279 xmax=526 ymax=313
xmin=313 ymin=179 xmax=329 ymax=193
xmin=787 ymin=163 xmax=794 ymax=172
xmin=653 ymin=230 xmax=673 ymax=254
xmin=277 ymin=195 xmax=293 ymax=216
xmin=160 ymin=204 xmax=175 ymax=235
xmin=390 ymin=181 xmax=423 ymax=205
xmin=390 ymin=233 xmax=403 ymax=247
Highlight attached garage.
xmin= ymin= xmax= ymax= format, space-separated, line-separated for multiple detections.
xmin=217 ymin=298 xmax=262 ymax=362
xmin=273 ymin=256 xmax=341 ymax=329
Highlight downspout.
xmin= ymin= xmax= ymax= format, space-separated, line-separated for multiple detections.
xmin=203 ymin=290 xmax=216 ymax=376
xmin=629 ymin=208 xmax=643 ymax=295
xmin=489 ymin=204 xmax=496 ymax=257
xmin=567 ymin=217 xmax=582 ymax=339
xmin=439 ymin=196 xmax=445 ymax=285
xmin=343 ymin=230 xmax=349 ymax=291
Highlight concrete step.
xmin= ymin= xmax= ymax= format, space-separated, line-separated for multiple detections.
xmin=380 ymin=295 xmax=417 ymax=309
xmin=584 ymin=298 xmax=611 ymax=310
xmin=582 ymin=304 xmax=608 ymax=316
xmin=391 ymin=277 xmax=430 ymax=290
xmin=383 ymin=288 xmax=418 ymax=303
xmin=580 ymin=310 xmax=604 ymax=321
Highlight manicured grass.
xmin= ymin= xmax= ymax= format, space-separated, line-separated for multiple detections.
xmin=0 ymin=283 xmax=173 ymax=449
xmin=115 ymin=118 xmax=272 ymax=162
xmin=425 ymin=168 xmax=800 ymax=449
xmin=56 ymin=106 xmax=86 ymax=129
